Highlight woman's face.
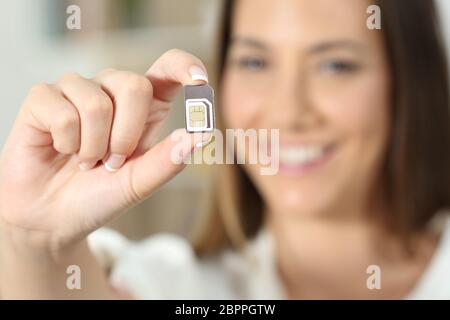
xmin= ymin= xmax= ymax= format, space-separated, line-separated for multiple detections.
xmin=221 ymin=0 xmax=391 ymax=218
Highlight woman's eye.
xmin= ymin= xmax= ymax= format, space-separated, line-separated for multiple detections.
xmin=318 ymin=60 xmax=358 ymax=74
xmin=235 ymin=56 xmax=268 ymax=71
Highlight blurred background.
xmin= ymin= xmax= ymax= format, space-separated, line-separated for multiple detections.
xmin=0 ymin=0 xmax=449 ymax=240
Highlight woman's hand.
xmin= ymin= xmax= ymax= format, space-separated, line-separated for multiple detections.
xmin=0 ymin=49 xmax=210 ymax=257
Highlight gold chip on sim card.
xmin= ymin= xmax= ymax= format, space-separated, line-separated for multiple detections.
xmin=184 ymin=84 xmax=215 ymax=133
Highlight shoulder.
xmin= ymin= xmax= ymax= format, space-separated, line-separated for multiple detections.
xmin=407 ymin=211 xmax=450 ymax=299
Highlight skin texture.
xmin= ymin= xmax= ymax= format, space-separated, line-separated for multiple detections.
xmin=221 ymin=0 xmax=437 ymax=299
xmin=0 ymin=49 xmax=211 ymax=299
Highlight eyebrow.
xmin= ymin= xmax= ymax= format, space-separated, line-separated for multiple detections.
xmin=230 ymin=37 xmax=268 ymax=50
xmin=230 ymin=36 xmax=365 ymax=54
xmin=307 ymin=40 xmax=366 ymax=54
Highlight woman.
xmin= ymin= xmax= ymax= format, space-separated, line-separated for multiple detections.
xmin=0 ymin=0 xmax=449 ymax=299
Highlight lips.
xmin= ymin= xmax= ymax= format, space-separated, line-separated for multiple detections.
xmin=278 ymin=143 xmax=336 ymax=176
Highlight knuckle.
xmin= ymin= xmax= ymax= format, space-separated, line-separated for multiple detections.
xmin=98 ymin=68 xmax=117 ymax=77
xmin=28 ymin=83 xmax=53 ymax=96
xmin=54 ymin=109 xmax=79 ymax=132
xmin=84 ymin=94 xmax=113 ymax=116
xmin=58 ymin=72 xmax=82 ymax=84
xmin=121 ymin=75 xmax=153 ymax=97
xmin=53 ymin=139 xmax=77 ymax=154
xmin=24 ymin=84 xmax=54 ymax=110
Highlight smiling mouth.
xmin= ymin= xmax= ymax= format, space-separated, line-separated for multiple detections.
xmin=278 ymin=143 xmax=337 ymax=176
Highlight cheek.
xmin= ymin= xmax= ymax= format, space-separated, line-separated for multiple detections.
xmin=316 ymin=72 xmax=390 ymax=146
xmin=221 ymin=72 xmax=265 ymax=129
xmin=348 ymin=77 xmax=390 ymax=148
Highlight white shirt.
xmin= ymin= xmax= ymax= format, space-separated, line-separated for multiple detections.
xmin=88 ymin=213 xmax=450 ymax=299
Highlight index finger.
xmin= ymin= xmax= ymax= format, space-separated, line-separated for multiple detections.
xmin=145 ymin=49 xmax=209 ymax=103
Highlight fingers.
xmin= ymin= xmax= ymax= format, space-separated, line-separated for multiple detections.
xmin=94 ymin=48 xmax=211 ymax=170
xmin=146 ymin=48 xmax=209 ymax=103
xmin=123 ymin=129 xmax=212 ymax=202
xmin=94 ymin=70 xmax=153 ymax=171
xmin=131 ymin=48 xmax=210 ymax=157
xmin=20 ymin=84 xmax=80 ymax=154
xmin=16 ymin=49 xmax=210 ymax=174
xmin=57 ymin=73 xmax=113 ymax=169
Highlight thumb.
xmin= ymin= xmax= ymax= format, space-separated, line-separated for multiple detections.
xmin=124 ymin=128 xmax=212 ymax=203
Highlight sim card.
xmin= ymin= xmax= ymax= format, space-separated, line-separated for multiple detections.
xmin=184 ymin=84 xmax=215 ymax=133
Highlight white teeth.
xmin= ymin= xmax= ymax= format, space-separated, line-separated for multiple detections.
xmin=279 ymin=146 xmax=325 ymax=165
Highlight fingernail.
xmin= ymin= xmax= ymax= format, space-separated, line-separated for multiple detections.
xmin=79 ymin=160 xmax=97 ymax=171
xmin=104 ymin=154 xmax=127 ymax=172
xmin=189 ymin=65 xmax=208 ymax=82
xmin=195 ymin=132 xmax=213 ymax=148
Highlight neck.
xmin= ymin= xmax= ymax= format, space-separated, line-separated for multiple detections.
xmin=266 ymin=209 xmax=437 ymax=299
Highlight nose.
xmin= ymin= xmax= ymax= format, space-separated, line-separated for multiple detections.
xmin=266 ymin=71 xmax=322 ymax=132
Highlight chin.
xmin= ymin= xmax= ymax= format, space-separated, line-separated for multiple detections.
xmin=258 ymin=178 xmax=336 ymax=218
xmin=245 ymin=162 xmax=349 ymax=218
